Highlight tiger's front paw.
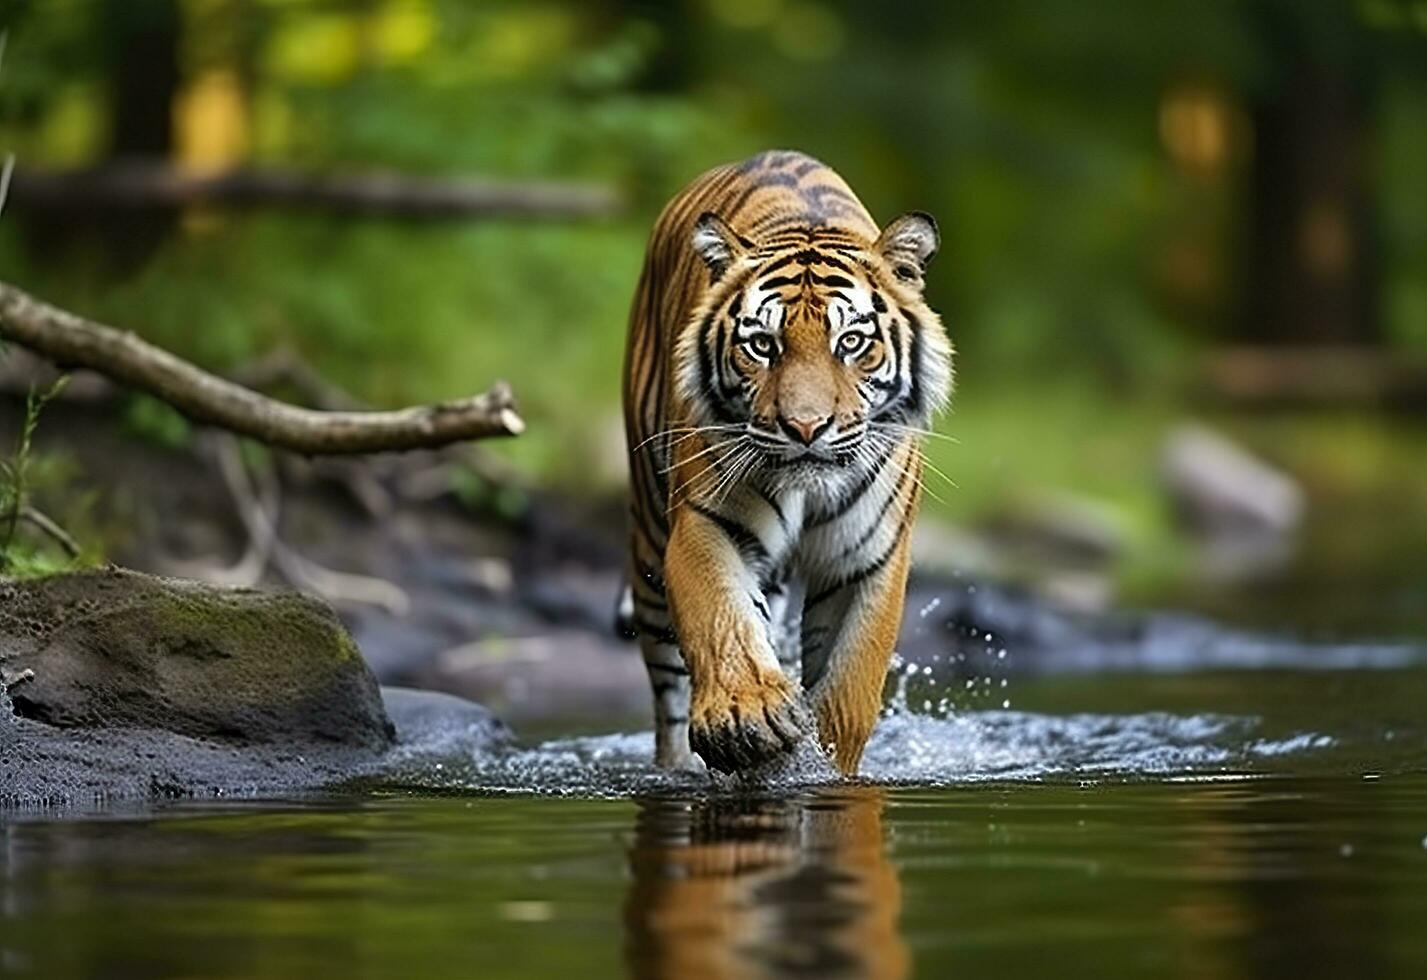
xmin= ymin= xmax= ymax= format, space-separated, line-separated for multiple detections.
xmin=689 ymin=675 xmax=813 ymax=775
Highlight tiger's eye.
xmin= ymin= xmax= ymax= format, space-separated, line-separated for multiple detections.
xmin=838 ymin=333 xmax=868 ymax=357
xmin=747 ymin=334 xmax=775 ymax=358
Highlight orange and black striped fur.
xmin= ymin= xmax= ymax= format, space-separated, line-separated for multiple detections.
xmin=621 ymin=150 xmax=953 ymax=775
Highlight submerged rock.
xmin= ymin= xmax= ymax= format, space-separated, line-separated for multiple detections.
xmin=0 ymin=569 xmax=507 ymax=807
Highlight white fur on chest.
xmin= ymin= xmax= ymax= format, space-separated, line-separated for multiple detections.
xmin=748 ymin=455 xmax=908 ymax=586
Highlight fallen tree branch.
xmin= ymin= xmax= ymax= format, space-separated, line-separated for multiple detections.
xmin=165 ymin=433 xmax=409 ymax=614
xmin=163 ymin=433 xmax=280 ymax=589
xmin=0 ymin=281 xmax=525 ymax=454
xmin=231 ymin=345 xmax=530 ymax=502
xmin=18 ymin=505 xmax=81 ymax=558
xmin=6 ymin=162 xmax=622 ymax=220
xmin=212 ymin=434 xmax=409 ymax=614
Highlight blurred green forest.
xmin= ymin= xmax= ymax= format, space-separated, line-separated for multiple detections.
xmin=3 ymin=0 xmax=1427 ymax=619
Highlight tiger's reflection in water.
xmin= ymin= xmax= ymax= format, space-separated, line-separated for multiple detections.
xmin=623 ymin=787 xmax=908 ymax=980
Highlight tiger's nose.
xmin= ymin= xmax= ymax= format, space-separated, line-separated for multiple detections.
xmin=778 ymin=414 xmax=833 ymax=446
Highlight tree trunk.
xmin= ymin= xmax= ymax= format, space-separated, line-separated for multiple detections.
xmin=1242 ymin=54 xmax=1377 ymax=345
xmin=101 ymin=0 xmax=182 ymax=259
xmin=19 ymin=0 xmax=182 ymax=268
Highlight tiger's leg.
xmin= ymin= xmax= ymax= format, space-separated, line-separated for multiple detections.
xmin=664 ymin=508 xmax=813 ymax=774
xmin=764 ymin=572 xmax=801 ymax=685
xmin=800 ymin=525 xmax=914 ymax=775
xmin=626 ymin=536 xmax=696 ymax=769
xmin=637 ymin=633 xmax=694 ymax=769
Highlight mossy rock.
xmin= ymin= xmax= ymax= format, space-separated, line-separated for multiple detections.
xmin=0 ymin=567 xmax=394 ymax=751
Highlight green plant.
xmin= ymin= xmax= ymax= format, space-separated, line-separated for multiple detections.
xmin=0 ymin=372 xmax=70 ymax=568
xmin=122 ymin=393 xmax=193 ymax=450
xmin=450 ymin=464 xmax=530 ymax=523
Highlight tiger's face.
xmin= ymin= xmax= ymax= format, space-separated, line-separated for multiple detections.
xmin=677 ymin=211 xmax=952 ymax=474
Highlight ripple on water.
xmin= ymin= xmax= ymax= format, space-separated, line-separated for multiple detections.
xmin=374 ymin=706 xmax=1341 ymax=799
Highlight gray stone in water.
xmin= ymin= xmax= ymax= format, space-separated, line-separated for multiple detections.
xmin=0 ymin=569 xmax=507 ymax=807
xmin=380 ymin=685 xmax=511 ymax=753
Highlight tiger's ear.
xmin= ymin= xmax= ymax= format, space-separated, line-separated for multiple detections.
xmin=692 ymin=212 xmax=745 ymax=280
xmin=876 ymin=211 xmax=939 ymax=288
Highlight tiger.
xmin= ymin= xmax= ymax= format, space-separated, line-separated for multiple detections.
xmin=623 ymin=788 xmax=908 ymax=979
xmin=621 ymin=149 xmax=953 ymax=776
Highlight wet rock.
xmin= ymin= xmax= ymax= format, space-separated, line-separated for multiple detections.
xmin=376 ymin=686 xmax=514 ymax=782
xmin=1 ymin=707 xmax=380 ymax=807
xmin=381 ymin=685 xmax=511 ymax=751
xmin=0 ymin=567 xmax=393 ymax=749
xmin=0 ymin=683 xmax=509 ymax=808
xmin=0 ymin=569 xmax=516 ymax=807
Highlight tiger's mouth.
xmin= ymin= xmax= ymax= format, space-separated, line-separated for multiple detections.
xmin=764 ymin=449 xmax=857 ymax=469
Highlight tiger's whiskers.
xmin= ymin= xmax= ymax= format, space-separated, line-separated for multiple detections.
xmin=631 ymin=423 xmax=743 ymax=455
xmin=665 ymin=437 xmax=751 ymax=513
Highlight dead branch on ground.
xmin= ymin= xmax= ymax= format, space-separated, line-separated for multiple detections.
xmin=172 ymin=434 xmax=410 ymax=614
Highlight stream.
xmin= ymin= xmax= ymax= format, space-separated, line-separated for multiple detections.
xmin=5 ymin=659 xmax=1427 ymax=977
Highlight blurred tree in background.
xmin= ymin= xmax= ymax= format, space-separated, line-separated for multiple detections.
xmin=2 ymin=0 xmax=1427 ymax=612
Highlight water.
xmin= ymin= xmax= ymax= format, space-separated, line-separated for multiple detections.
xmin=4 ymin=667 xmax=1427 ymax=978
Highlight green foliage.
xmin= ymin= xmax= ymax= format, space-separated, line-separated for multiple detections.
xmin=0 ymin=542 xmax=78 ymax=579
xmin=122 ymin=394 xmax=194 ymax=450
xmin=1 ymin=0 xmax=1425 ymax=600
xmin=0 ymin=372 xmax=72 ymax=570
xmin=450 ymin=465 xmax=530 ymax=524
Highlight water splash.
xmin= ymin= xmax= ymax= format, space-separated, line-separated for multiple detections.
xmin=859 ymin=710 xmax=1288 ymax=784
xmin=375 ymin=700 xmax=1338 ymax=799
xmin=368 ymin=613 xmax=1391 ymax=799
xmin=884 ymin=632 xmax=1014 ymax=721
